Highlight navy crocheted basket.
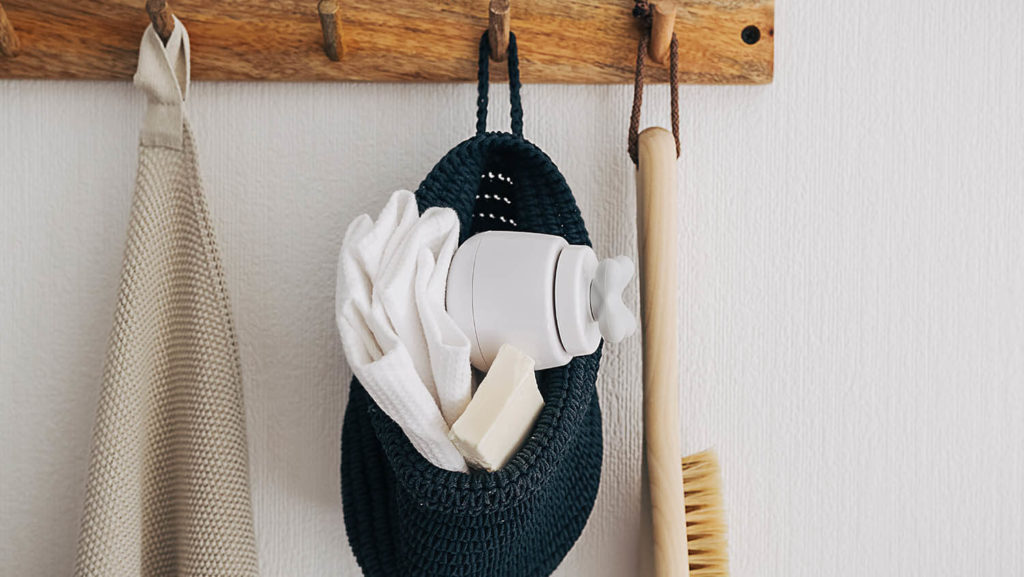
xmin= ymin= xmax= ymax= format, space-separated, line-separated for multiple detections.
xmin=341 ymin=34 xmax=603 ymax=577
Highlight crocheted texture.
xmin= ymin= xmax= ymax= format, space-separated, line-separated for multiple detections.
xmin=74 ymin=123 xmax=259 ymax=577
xmin=477 ymin=33 xmax=523 ymax=138
xmin=341 ymin=131 xmax=604 ymax=577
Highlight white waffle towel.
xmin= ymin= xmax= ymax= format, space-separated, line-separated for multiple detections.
xmin=336 ymin=190 xmax=472 ymax=472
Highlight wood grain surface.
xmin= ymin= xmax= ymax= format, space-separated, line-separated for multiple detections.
xmin=0 ymin=2 xmax=21 ymax=57
xmin=636 ymin=127 xmax=687 ymax=576
xmin=648 ymin=2 xmax=676 ymax=66
xmin=487 ymin=0 xmax=510 ymax=63
xmin=317 ymin=0 xmax=343 ymax=62
xmin=0 ymin=0 xmax=773 ymax=83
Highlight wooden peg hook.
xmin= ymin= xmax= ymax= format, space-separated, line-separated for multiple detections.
xmin=648 ymin=2 xmax=676 ymax=66
xmin=488 ymin=0 xmax=510 ymax=62
xmin=0 ymin=1 xmax=21 ymax=57
xmin=146 ymin=0 xmax=175 ymax=42
xmin=318 ymin=0 xmax=344 ymax=61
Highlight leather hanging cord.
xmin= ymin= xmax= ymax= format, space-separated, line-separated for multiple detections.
xmin=628 ymin=3 xmax=680 ymax=165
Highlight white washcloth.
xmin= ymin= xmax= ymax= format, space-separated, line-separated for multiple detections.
xmin=336 ymin=190 xmax=472 ymax=472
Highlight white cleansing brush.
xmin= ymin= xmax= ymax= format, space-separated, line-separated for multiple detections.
xmin=446 ymin=231 xmax=636 ymax=371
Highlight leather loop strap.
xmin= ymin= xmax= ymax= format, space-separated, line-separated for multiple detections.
xmin=628 ymin=30 xmax=680 ymax=165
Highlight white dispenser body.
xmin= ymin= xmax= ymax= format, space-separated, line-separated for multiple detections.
xmin=446 ymin=231 xmax=635 ymax=371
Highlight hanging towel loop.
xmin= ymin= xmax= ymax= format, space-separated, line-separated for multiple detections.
xmin=476 ymin=31 xmax=523 ymax=137
xmin=134 ymin=17 xmax=190 ymax=149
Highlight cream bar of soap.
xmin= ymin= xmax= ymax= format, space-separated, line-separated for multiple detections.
xmin=449 ymin=344 xmax=545 ymax=472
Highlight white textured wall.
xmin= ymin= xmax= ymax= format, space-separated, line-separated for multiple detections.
xmin=3 ymin=1 xmax=1024 ymax=575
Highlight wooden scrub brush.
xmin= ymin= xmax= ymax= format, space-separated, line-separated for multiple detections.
xmin=636 ymin=126 xmax=729 ymax=577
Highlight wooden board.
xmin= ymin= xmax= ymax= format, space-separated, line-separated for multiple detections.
xmin=0 ymin=0 xmax=773 ymax=83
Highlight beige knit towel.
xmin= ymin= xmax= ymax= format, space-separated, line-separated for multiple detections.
xmin=75 ymin=20 xmax=259 ymax=577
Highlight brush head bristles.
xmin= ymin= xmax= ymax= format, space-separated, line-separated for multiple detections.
xmin=682 ymin=450 xmax=729 ymax=577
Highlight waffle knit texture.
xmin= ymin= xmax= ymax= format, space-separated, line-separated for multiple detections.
xmin=336 ymin=190 xmax=471 ymax=472
xmin=74 ymin=21 xmax=259 ymax=577
xmin=340 ymin=33 xmax=603 ymax=577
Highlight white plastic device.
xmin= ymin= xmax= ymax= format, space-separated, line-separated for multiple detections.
xmin=445 ymin=231 xmax=636 ymax=371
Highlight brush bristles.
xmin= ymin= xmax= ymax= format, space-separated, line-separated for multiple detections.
xmin=682 ymin=450 xmax=729 ymax=577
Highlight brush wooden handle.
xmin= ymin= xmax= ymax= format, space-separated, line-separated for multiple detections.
xmin=636 ymin=127 xmax=687 ymax=576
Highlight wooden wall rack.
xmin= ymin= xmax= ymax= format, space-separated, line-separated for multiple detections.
xmin=0 ymin=0 xmax=773 ymax=84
